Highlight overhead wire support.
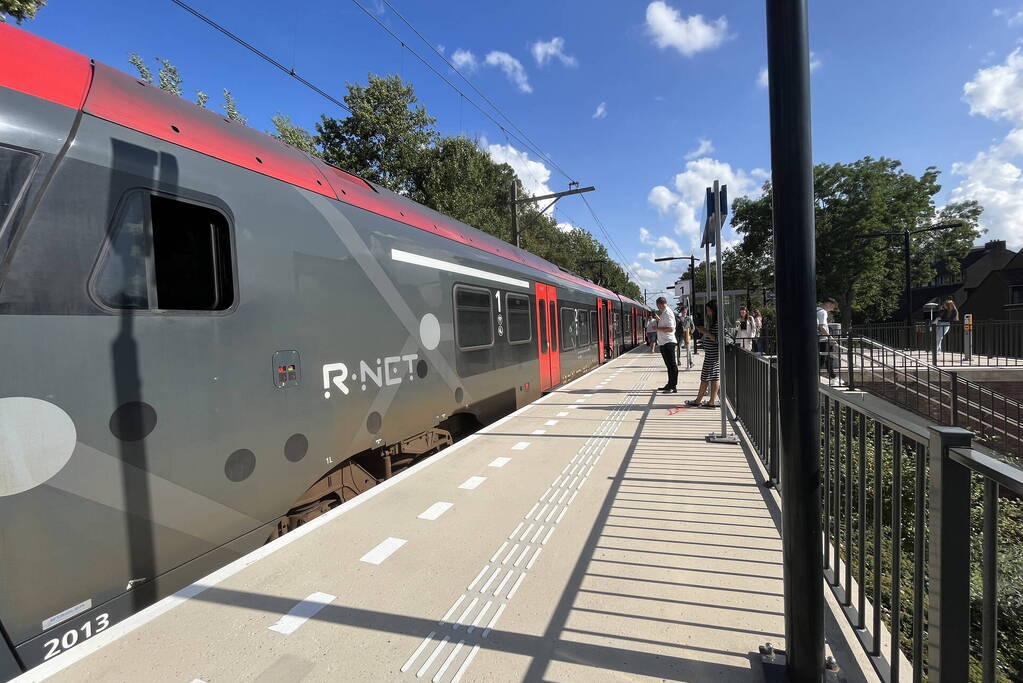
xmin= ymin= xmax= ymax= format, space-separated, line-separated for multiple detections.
xmin=171 ymin=0 xmax=353 ymax=114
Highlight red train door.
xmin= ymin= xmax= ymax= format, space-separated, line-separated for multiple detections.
xmin=596 ymin=297 xmax=606 ymax=363
xmin=536 ymin=283 xmax=561 ymax=390
xmin=548 ymin=291 xmax=561 ymax=385
xmin=607 ymin=300 xmax=616 ymax=358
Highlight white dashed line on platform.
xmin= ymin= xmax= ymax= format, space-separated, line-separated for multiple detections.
xmin=458 ymin=476 xmax=486 ymax=490
xmin=488 ymin=457 xmax=512 ymax=468
xmin=418 ymin=502 xmax=454 ymax=520
xmin=511 ymin=442 xmax=530 ymax=450
xmin=530 ymin=429 xmax=546 ymax=435
xmin=360 ymin=538 xmax=406 ymax=565
xmin=544 ymin=420 xmax=558 ymax=426
xmin=267 ymin=592 xmax=336 ymax=635
xmin=556 ymin=412 xmax=569 ymax=417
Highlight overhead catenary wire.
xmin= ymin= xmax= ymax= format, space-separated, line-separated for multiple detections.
xmin=171 ymin=0 xmax=352 ymax=114
xmin=347 ymin=0 xmax=577 ymax=186
xmin=377 ymin=0 xmax=574 ymax=185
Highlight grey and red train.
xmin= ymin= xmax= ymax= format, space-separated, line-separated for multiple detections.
xmin=0 ymin=25 xmax=647 ymax=676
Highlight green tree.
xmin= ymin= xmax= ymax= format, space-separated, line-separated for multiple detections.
xmin=913 ymin=200 xmax=984 ymax=285
xmin=729 ymin=158 xmax=979 ymax=326
xmin=271 ymin=114 xmax=319 ymax=156
xmin=128 ymin=53 xmax=153 ymax=85
xmin=316 ymin=74 xmax=438 ymax=196
xmin=223 ymin=89 xmax=245 ymax=123
xmin=195 ymin=90 xmax=209 ymax=108
xmin=156 ymin=58 xmax=182 ymax=96
xmin=0 ymin=0 xmax=45 ymax=23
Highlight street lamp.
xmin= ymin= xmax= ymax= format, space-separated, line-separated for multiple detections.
xmin=654 ymin=255 xmax=701 ymax=307
xmin=854 ymin=222 xmax=964 ymax=328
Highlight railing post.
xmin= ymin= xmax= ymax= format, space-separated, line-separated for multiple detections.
xmin=846 ymin=335 xmax=855 ymax=390
xmin=949 ymin=371 xmax=959 ymax=428
xmin=768 ymin=356 xmax=780 ymax=487
xmin=926 ymin=426 xmax=973 ymax=683
xmin=931 ymin=321 xmax=939 ymax=366
xmin=965 ymin=320 xmax=973 ymax=363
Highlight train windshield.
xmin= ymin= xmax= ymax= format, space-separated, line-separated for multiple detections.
xmin=0 ymin=145 xmax=38 ymax=264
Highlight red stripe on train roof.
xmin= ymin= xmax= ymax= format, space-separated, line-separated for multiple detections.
xmin=84 ymin=62 xmax=335 ymax=198
xmin=0 ymin=24 xmax=92 ymax=109
xmin=1 ymin=25 xmax=623 ymax=298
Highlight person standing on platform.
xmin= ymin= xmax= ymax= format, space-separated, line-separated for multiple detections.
xmin=645 ymin=311 xmax=658 ymax=353
xmin=751 ymin=309 xmax=764 ymax=354
xmin=935 ymin=298 xmax=959 ymax=352
xmin=679 ymin=305 xmax=695 ymax=369
xmin=654 ymin=297 xmax=678 ymax=393
xmin=817 ymin=297 xmax=840 ymax=385
xmin=686 ymin=300 xmax=720 ymax=407
xmin=735 ymin=306 xmax=756 ymax=351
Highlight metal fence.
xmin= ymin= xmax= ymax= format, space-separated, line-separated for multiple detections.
xmin=852 ymin=320 xmax=1023 ymax=367
xmin=725 ymin=344 xmax=1023 ymax=682
xmin=823 ymin=335 xmax=1023 ymax=462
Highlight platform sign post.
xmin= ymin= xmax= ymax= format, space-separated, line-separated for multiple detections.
xmin=706 ymin=181 xmax=737 ymax=446
xmin=964 ymin=313 xmax=973 ymax=362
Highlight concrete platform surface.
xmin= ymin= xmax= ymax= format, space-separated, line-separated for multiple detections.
xmin=20 ymin=349 xmax=874 ymax=683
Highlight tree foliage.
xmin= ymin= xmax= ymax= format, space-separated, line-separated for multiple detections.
xmin=729 ymin=159 xmax=983 ymax=326
xmin=271 ymin=114 xmax=318 ymax=156
xmin=317 ymin=74 xmax=437 ymax=197
xmin=156 ymin=58 xmax=182 ymax=97
xmin=222 ymin=89 xmax=245 ymax=123
xmin=0 ymin=0 xmax=45 ymax=23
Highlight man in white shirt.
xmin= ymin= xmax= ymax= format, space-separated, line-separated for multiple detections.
xmin=817 ymin=297 xmax=839 ymax=383
xmin=654 ymin=296 xmax=678 ymax=392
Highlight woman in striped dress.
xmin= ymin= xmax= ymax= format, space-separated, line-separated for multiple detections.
xmin=685 ymin=300 xmax=720 ymax=408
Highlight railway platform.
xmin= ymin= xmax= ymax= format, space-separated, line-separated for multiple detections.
xmin=20 ymin=350 xmax=875 ymax=683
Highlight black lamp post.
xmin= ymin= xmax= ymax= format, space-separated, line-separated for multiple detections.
xmin=854 ymin=222 xmax=963 ymax=328
xmin=653 ymin=255 xmax=701 ymax=307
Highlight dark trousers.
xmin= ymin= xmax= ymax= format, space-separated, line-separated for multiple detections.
xmin=660 ymin=343 xmax=678 ymax=389
xmin=819 ymin=340 xmax=836 ymax=378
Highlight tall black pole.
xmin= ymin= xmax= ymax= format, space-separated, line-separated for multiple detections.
xmin=511 ymin=182 xmax=520 ymax=249
xmin=904 ymin=231 xmax=912 ymax=328
xmin=766 ymin=1 xmax=824 ymax=681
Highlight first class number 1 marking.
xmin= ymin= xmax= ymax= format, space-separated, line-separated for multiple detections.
xmin=43 ymin=613 xmax=110 ymax=660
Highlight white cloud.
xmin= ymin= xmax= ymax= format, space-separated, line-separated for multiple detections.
xmin=684 ymin=137 xmax=714 ymax=159
xmin=592 ymin=102 xmax=607 ymax=119
xmin=646 ymin=157 xmax=766 ymax=249
xmin=645 ymin=1 xmax=728 ymax=57
xmin=556 ymin=221 xmax=579 ymax=233
xmin=451 ymin=48 xmax=478 ymax=73
xmin=963 ymin=48 xmax=1023 ymax=124
xmin=437 ymin=44 xmax=446 ymax=55
xmin=639 ymin=226 xmax=682 ymax=252
xmin=483 ymin=138 xmax=553 ymax=204
xmin=531 ymin=37 xmax=577 ymax=67
xmin=951 ymin=130 xmax=1023 ymax=247
xmin=952 ymin=50 xmax=1023 ymax=246
xmin=994 ymin=7 xmax=1023 ymax=25
xmin=757 ymin=53 xmax=821 ymax=88
xmin=485 ymin=51 xmax=532 ymax=93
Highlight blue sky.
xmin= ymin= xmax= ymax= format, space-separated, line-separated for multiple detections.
xmin=17 ymin=0 xmax=1023 ymax=302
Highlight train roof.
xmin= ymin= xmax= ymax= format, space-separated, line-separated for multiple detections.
xmin=1 ymin=24 xmax=634 ymax=303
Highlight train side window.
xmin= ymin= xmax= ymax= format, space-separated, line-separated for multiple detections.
xmin=538 ymin=302 xmax=548 ymax=352
xmin=94 ymin=193 xmax=151 ymax=309
xmin=455 ymin=284 xmax=494 ymax=350
xmin=506 ymin=293 xmax=532 ymax=344
xmin=578 ymin=310 xmax=590 ymax=346
xmin=549 ymin=300 xmax=558 ymax=352
xmin=150 ymin=195 xmax=233 ymax=311
xmin=560 ymin=307 xmax=575 ymax=351
xmin=93 ymin=192 xmax=234 ymax=312
xmin=590 ymin=308 xmax=598 ymax=342
xmin=0 ymin=145 xmax=38 ymax=264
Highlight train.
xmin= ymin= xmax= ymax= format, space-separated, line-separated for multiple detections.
xmin=0 ymin=24 xmax=648 ymax=676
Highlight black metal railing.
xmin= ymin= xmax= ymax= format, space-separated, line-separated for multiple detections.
xmin=725 ymin=344 xmax=1023 ymax=681
xmin=825 ymin=335 xmax=1023 ymax=462
xmin=852 ymin=320 xmax=1023 ymax=367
